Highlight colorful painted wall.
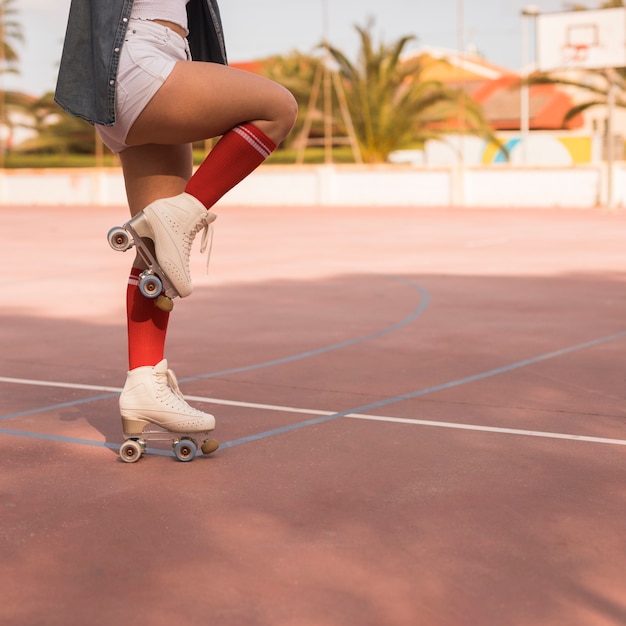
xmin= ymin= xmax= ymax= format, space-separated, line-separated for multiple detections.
xmin=483 ymin=135 xmax=595 ymax=165
xmin=402 ymin=133 xmax=605 ymax=166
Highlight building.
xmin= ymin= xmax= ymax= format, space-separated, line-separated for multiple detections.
xmin=391 ymin=47 xmax=620 ymax=166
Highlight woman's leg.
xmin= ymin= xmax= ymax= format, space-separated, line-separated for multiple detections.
xmin=117 ymin=142 xmax=217 ymax=440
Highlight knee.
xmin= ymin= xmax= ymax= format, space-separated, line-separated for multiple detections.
xmin=255 ymin=85 xmax=298 ymax=145
xmin=275 ymin=87 xmax=298 ymax=142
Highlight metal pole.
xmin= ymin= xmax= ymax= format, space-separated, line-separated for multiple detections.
xmin=520 ymin=6 xmax=539 ymax=166
xmin=606 ymin=74 xmax=616 ymax=210
xmin=0 ymin=1 xmax=5 ymax=170
xmin=321 ymin=0 xmax=332 ymax=164
xmin=456 ymin=0 xmax=465 ymax=207
xmin=457 ymin=0 xmax=465 ymax=141
xmin=520 ymin=14 xmax=529 ymax=165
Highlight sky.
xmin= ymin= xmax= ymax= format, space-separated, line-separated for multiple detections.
xmin=2 ymin=0 xmax=596 ymax=97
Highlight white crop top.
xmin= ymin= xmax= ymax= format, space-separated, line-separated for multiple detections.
xmin=130 ymin=0 xmax=190 ymax=34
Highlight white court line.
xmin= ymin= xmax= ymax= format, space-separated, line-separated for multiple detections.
xmin=348 ymin=415 xmax=626 ymax=446
xmin=0 ymin=376 xmax=121 ymax=393
xmin=2 ymin=376 xmax=625 ymax=447
xmin=197 ymin=397 xmax=626 ymax=446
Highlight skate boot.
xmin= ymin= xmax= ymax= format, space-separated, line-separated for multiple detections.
xmin=118 ymin=359 xmax=218 ymax=463
xmin=119 ymin=193 xmax=216 ymax=299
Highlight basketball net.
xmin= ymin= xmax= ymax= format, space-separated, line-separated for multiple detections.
xmin=562 ymin=43 xmax=590 ymax=66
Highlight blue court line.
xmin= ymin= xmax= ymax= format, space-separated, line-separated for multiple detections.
xmin=0 ymin=393 xmax=118 ymax=423
xmin=0 ymin=427 xmax=175 ymax=456
xmin=180 ymin=277 xmax=430 ymax=382
xmin=0 ymin=428 xmax=120 ymax=451
xmin=219 ymin=329 xmax=626 ymax=449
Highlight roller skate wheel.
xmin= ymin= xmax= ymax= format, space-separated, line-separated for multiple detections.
xmin=139 ymin=273 xmax=162 ymax=299
xmin=156 ymin=295 xmax=174 ymax=312
xmin=201 ymin=438 xmax=219 ymax=455
xmin=107 ymin=227 xmax=132 ymax=252
xmin=173 ymin=438 xmax=197 ymax=462
xmin=120 ymin=439 xmax=143 ymax=463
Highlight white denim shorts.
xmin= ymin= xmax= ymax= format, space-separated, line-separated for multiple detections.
xmin=96 ymin=19 xmax=190 ymax=153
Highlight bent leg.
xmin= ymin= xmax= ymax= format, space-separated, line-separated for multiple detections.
xmin=126 ymin=61 xmax=297 ymax=147
xmin=117 ymin=62 xmax=297 ymax=300
xmin=125 ymin=63 xmax=296 ymax=212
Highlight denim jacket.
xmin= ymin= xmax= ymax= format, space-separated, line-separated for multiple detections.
xmin=54 ymin=0 xmax=227 ymax=126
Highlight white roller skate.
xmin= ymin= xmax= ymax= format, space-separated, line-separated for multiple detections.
xmin=118 ymin=359 xmax=218 ymax=463
xmin=107 ymin=193 xmax=216 ymax=312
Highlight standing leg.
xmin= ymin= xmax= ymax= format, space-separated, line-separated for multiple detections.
xmin=119 ymin=143 xmax=191 ymax=369
xmin=117 ymin=143 xmax=217 ymax=441
xmin=119 ymin=143 xmax=192 ymax=218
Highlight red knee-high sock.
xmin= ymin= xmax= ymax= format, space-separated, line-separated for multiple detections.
xmin=185 ymin=123 xmax=277 ymax=208
xmin=126 ymin=267 xmax=170 ymax=370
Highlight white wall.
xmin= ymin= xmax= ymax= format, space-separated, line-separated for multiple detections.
xmin=1 ymin=164 xmax=625 ymax=209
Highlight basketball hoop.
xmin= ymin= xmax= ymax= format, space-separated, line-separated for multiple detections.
xmin=536 ymin=8 xmax=626 ymax=72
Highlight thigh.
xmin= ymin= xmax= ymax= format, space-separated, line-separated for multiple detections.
xmin=125 ymin=61 xmax=295 ymax=146
xmin=119 ymin=143 xmax=193 ymax=215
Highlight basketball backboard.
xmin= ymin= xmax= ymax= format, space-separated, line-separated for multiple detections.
xmin=536 ymin=7 xmax=626 ymax=71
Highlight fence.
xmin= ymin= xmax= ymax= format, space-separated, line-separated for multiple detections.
xmin=1 ymin=163 xmax=624 ymax=208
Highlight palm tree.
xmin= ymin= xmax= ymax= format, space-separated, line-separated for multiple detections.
xmin=1 ymin=0 xmax=23 ymax=75
xmin=15 ymin=92 xmax=97 ymax=155
xmin=1 ymin=0 xmax=24 ymax=164
xmin=321 ymin=21 xmax=500 ymax=163
xmin=1 ymin=89 xmax=36 ymax=151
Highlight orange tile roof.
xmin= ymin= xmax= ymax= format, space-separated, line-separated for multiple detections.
xmin=471 ymin=75 xmax=583 ymax=130
xmin=403 ymin=50 xmax=582 ymax=131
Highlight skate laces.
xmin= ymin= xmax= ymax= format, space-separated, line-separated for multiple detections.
xmin=184 ymin=213 xmax=215 ymax=274
xmin=154 ymin=367 xmax=201 ymax=415
xmin=165 ymin=368 xmax=185 ymax=401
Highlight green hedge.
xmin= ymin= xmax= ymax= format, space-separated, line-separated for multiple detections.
xmin=1 ymin=147 xmax=359 ymax=168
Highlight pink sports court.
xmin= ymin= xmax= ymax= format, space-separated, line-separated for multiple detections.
xmin=1 ymin=203 xmax=626 ymax=625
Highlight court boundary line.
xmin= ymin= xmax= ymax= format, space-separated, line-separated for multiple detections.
xmin=2 ymin=327 xmax=626 ymax=450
